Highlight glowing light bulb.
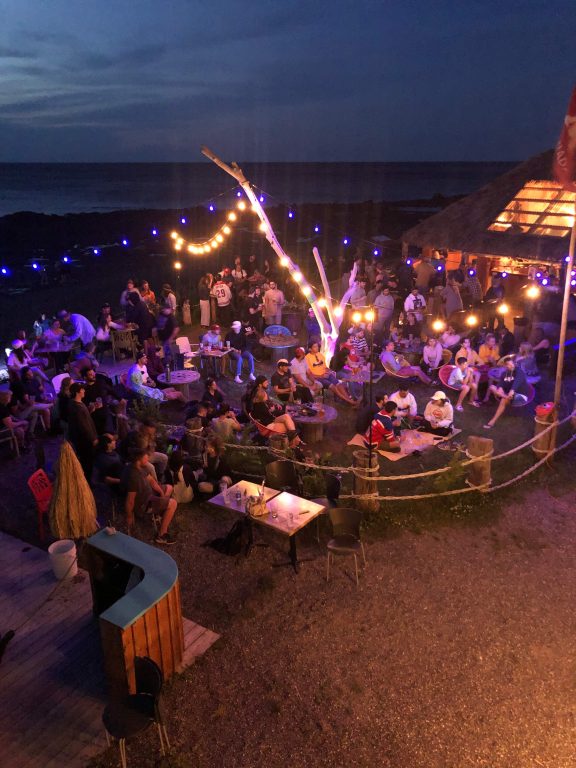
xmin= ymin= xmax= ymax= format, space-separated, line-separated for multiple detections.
xmin=365 ymin=309 xmax=375 ymax=323
xmin=174 ymin=261 xmax=182 ymax=270
xmin=436 ymin=264 xmax=443 ymax=272
xmin=175 ymin=243 xmax=182 ymax=251
xmin=259 ymin=222 xmax=267 ymax=232
xmin=211 ymin=240 xmax=218 ymax=249
xmin=171 ymin=231 xmax=178 ymax=239
xmin=32 ymin=263 xmax=38 ymax=269
xmin=535 ymin=271 xmax=542 ymax=278
xmin=314 ymin=226 xmax=319 ymax=233
xmin=343 ymin=238 xmax=349 ymax=245
xmin=209 ymin=205 xmax=215 ymax=212
xmin=237 ymin=201 xmax=246 ymax=211
xmin=373 ymin=249 xmax=379 ymax=257
xmin=572 ymin=280 xmax=576 ymax=287
xmin=288 ymin=211 xmax=294 ymax=219
xmin=497 ymin=303 xmax=509 ymax=315
xmin=216 ymin=234 xmax=224 ymax=243
xmin=565 ymin=255 xmax=570 ymax=263
xmin=204 ymin=245 xmax=211 ymax=253
xmin=1 ymin=267 xmax=7 ymax=275
xmin=93 ymin=249 xmax=100 ymax=255
xmin=280 ymin=256 xmax=289 ymax=268
xmin=223 ymin=226 xmax=231 ymax=235
xmin=468 ymin=269 xmax=476 ymax=277
xmin=122 ymin=239 xmax=128 ymax=246
xmin=188 ymin=245 xmax=194 ymax=254
xmin=317 ymin=297 xmax=327 ymax=308
xmin=236 ymin=191 xmax=242 ymax=197
xmin=406 ymin=259 xmax=412 ymax=266
xmin=152 ymin=228 xmax=158 ymax=236
xmin=333 ymin=306 xmax=343 ymax=318
xmin=501 ymin=271 xmax=508 ymax=278
xmin=542 ymin=278 xmax=549 ymax=286
xmin=228 ymin=212 xmax=237 ymax=222
xmin=352 ymin=311 xmax=362 ymax=324
xmin=292 ymin=271 xmax=303 ymax=283
xmin=181 ymin=217 xmax=186 ymax=224
xmin=526 ymin=285 xmax=540 ymax=299
xmin=432 ymin=319 xmax=446 ymax=333
xmin=302 ymin=285 xmax=312 ymax=296
xmin=465 ymin=315 xmax=478 ymax=327
xmin=259 ymin=195 xmax=265 ymax=203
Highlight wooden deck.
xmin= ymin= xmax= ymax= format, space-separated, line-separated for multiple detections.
xmin=0 ymin=531 xmax=220 ymax=768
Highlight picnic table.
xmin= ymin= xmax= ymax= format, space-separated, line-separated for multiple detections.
xmin=208 ymin=480 xmax=325 ymax=572
xmin=286 ymin=403 xmax=338 ymax=443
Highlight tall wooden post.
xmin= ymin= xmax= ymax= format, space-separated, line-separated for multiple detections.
xmin=466 ymin=436 xmax=493 ymax=490
xmin=353 ymin=449 xmax=380 ymax=512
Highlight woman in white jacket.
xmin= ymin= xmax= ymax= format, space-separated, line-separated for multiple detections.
xmin=423 ymin=391 xmax=454 ymax=436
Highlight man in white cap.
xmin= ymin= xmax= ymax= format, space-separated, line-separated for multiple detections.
xmin=225 ymin=321 xmax=256 ymax=384
xmin=423 ymin=391 xmax=454 ymax=436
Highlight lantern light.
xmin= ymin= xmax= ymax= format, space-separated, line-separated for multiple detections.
xmin=317 ymin=297 xmax=327 ymax=308
xmin=174 ymin=261 xmax=182 ymax=270
xmin=465 ymin=315 xmax=479 ymax=327
xmin=365 ymin=309 xmax=375 ymax=323
xmin=333 ymin=306 xmax=344 ymax=318
xmin=526 ymin=285 xmax=540 ymax=299
xmin=352 ymin=311 xmax=362 ymax=324
xmin=292 ymin=271 xmax=303 ymax=283
xmin=237 ymin=201 xmax=246 ymax=211
xmin=497 ymin=303 xmax=509 ymax=315
xmin=432 ymin=319 xmax=446 ymax=333
xmin=301 ymin=285 xmax=312 ymax=296
xmin=181 ymin=217 xmax=186 ymax=224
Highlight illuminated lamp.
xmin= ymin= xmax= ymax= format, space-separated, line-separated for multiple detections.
xmin=436 ymin=264 xmax=443 ymax=272
xmin=171 ymin=231 xmax=178 ymax=239
xmin=181 ymin=217 xmax=186 ymax=224
xmin=501 ymin=271 xmax=508 ymax=278
xmin=526 ymin=285 xmax=540 ymax=299
xmin=373 ymin=249 xmax=379 ymax=257
xmin=279 ymin=256 xmax=289 ymax=268
xmin=188 ymin=246 xmax=194 ymax=254
xmin=228 ymin=212 xmax=237 ymax=222
xmin=301 ymin=285 xmax=312 ymax=296
xmin=497 ymin=303 xmax=509 ymax=315
xmin=292 ymin=271 xmax=303 ymax=283
xmin=152 ymin=228 xmax=158 ymax=236
xmin=542 ymin=278 xmax=549 ymax=286
xmin=365 ymin=309 xmax=375 ymax=323
xmin=314 ymin=226 xmax=320 ymax=233
xmin=343 ymin=238 xmax=349 ymax=245
xmin=211 ymin=240 xmax=218 ymax=249
xmin=535 ymin=271 xmax=542 ymax=278
xmin=406 ymin=258 xmax=412 ymax=266
xmin=175 ymin=243 xmax=182 ymax=251
xmin=565 ymin=255 xmax=570 ymax=263
xmin=93 ymin=249 xmax=100 ymax=255
xmin=223 ymin=226 xmax=231 ymax=235
xmin=465 ymin=315 xmax=478 ymax=327
xmin=333 ymin=306 xmax=343 ymax=318
xmin=317 ymin=297 xmax=327 ymax=308
xmin=236 ymin=191 xmax=242 ymax=197
xmin=259 ymin=222 xmax=267 ymax=232
xmin=216 ymin=234 xmax=224 ymax=243
xmin=468 ymin=268 xmax=476 ymax=277
xmin=209 ymin=205 xmax=215 ymax=212
xmin=431 ymin=319 xmax=446 ymax=333
xmin=288 ymin=211 xmax=294 ymax=219
xmin=352 ymin=311 xmax=362 ymax=324
xmin=572 ymin=280 xmax=576 ymax=287
xmin=32 ymin=263 xmax=38 ymax=269
xmin=62 ymin=256 xmax=69 ymax=263
xmin=203 ymin=245 xmax=211 ymax=253
xmin=237 ymin=200 xmax=246 ymax=211
xmin=259 ymin=195 xmax=265 ymax=203
xmin=174 ymin=261 xmax=182 ymax=270
xmin=122 ymin=239 xmax=128 ymax=246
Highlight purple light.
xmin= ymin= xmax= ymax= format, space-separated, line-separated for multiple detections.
xmin=542 ymin=278 xmax=549 ymax=286
xmin=122 ymin=239 xmax=128 ymax=246
xmin=373 ymin=249 xmax=379 ymax=256
xmin=62 ymin=256 xmax=69 ymax=263
xmin=152 ymin=228 xmax=158 ymax=236
xmin=468 ymin=268 xmax=476 ymax=277
xmin=565 ymin=255 xmax=570 ymax=263
xmin=501 ymin=271 xmax=508 ymax=277
xmin=32 ymin=263 xmax=38 ymax=269
xmin=314 ymin=226 xmax=320 ymax=233
xmin=535 ymin=271 xmax=542 ymax=278
xmin=1 ymin=267 xmax=7 ymax=275
xmin=259 ymin=195 xmax=265 ymax=203
xmin=180 ymin=217 xmax=186 ymax=224
xmin=236 ymin=191 xmax=242 ymax=198
xmin=288 ymin=211 xmax=294 ymax=219
xmin=93 ymin=248 xmax=100 ymax=255
xmin=208 ymin=205 xmax=215 ymax=212
xmin=572 ymin=280 xmax=576 ymax=287
xmin=406 ymin=259 xmax=412 ymax=266
xmin=343 ymin=238 xmax=349 ymax=245
xmin=436 ymin=264 xmax=443 ymax=271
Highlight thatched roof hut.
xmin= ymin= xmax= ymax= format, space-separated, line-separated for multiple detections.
xmin=402 ymin=150 xmax=575 ymax=265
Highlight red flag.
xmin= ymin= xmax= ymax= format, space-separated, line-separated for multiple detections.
xmin=554 ymin=86 xmax=576 ymax=192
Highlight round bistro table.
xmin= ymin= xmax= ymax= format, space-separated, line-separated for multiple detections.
xmin=259 ymin=335 xmax=297 ymax=366
xmin=287 ymin=404 xmax=338 ymax=444
xmin=157 ymin=369 xmax=200 ymax=400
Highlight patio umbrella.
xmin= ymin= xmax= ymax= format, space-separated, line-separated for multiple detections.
xmin=49 ymin=441 xmax=99 ymax=539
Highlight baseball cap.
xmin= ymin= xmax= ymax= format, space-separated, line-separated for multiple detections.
xmin=295 ymin=347 xmax=305 ymax=355
xmin=277 ymin=359 xmax=289 ymax=366
xmin=431 ymin=390 xmax=446 ymax=401
xmin=210 ymin=324 xmax=220 ymax=331
xmin=11 ymin=339 xmax=24 ymax=349
xmin=231 ymin=321 xmax=242 ymax=330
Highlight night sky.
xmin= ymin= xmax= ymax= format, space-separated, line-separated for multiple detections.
xmin=1 ymin=0 xmax=575 ymax=162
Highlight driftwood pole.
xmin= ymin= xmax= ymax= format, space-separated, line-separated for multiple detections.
xmin=353 ymin=449 xmax=380 ymax=512
xmin=466 ymin=436 xmax=493 ymax=490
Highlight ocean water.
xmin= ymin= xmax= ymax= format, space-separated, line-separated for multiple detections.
xmin=0 ymin=161 xmax=516 ymax=217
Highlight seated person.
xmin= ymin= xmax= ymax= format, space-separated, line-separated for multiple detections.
xmin=355 ymin=394 xmax=387 ymax=435
xmin=83 ymin=368 xmax=128 ymax=436
xmin=189 ymin=436 xmax=232 ymax=495
xmin=516 ymin=342 xmax=539 ymax=378
xmin=165 ymin=450 xmax=194 ymax=504
xmin=127 ymin=350 xmax=185 ymax=403
xmin=210 ymin=402 xmax=242 ymax=442
xmin=380 ymin=340 xmax=431 ymax=385
xmin=449 ymin=357 xmax=481 ymax=411
xmin=94 ymin=433 xmax=124 ymax=494
xmin=389 ymin=387 xmax=418 ymax=426
xmin=250 ymin=389 xmax=302 ymax=447
xmin=498 ymin=325 xmax=515 ymax=357
xmin=363 ymin=401 xmax=400 ymax=452
xmin=484 ymin=359 xmax=529 ymax=429
xmin=120 ymin=418 xmax=169 ymax=483
xmin=478 ymin=333 xmax=500 ymax=365
xmin=422 ymin=337 xmax=443 ymax=376
xmin=440 ymin=325 xmax=461 ymax=351
xmin=121 ymin=444 xmax=177 ymax=546
xmin=10 ymin=367 xmax=52 ymax=433
xmin=271 ymin=359 xmax=313 ymax=403
xmin=423 ymin=391 xmax=454 ymax=436
xmin=202 ymin=377 xmax=224 ymax=415
xmin=42 ymin=318 xmax=66 ymax=344
xmin=348 ymin=327 xmax=369 ymax=360
xmin=202 ymin=324 xmax=222 ymax=347
xmin=0 ymin=389 xmax=29 ymax=450
xmin=455 ymin=337 xmax=483 ymax=367
xmin=305 ymin=342 xmax=359 ymax=405
xmin=225 ymin=321 xmax=256 ymax=384
xmin=290 ymin=347 xmax=322 ymax=399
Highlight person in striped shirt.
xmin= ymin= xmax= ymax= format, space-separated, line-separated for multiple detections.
xmin=363 ymin=401 xmax=400 ymax=452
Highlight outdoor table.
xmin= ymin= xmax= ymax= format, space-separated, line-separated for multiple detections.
xmin=38 ymin=340 xmax=76 ymax=371
xmin=259 ymin=334 xmax=297 ymax=365
xmin=200 ymin=347 xmax=230 ymax=378
xmin=157 ymin=369 xmax=200 ymax=400
xmin=286 ymin=403 xmax=338 ymax=443
xmin=208 ymin=482 xmax=325 ymax=572
xmin=340 ymin=368 xmax=386 ymax=404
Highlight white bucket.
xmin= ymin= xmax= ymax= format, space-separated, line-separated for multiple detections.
xmin=48 ymin=539 xmax=78 ymax=580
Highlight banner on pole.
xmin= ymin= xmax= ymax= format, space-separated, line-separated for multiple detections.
xmin=554 ymin=86 xmax=576 ymax=192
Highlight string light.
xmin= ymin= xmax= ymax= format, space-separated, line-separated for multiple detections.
xmin=228 ymin=212 xmax=237 ymax=222
xmin=152 ymin=228 xmax=158 ymax=236
xmin=259 ymin=222 xmax=268 ymax=232
xmin=365 ymin=309 xmax=375 ymax=323
xmin=317 ymin=297 xmax=327 ymax=308
xmin=352 ymin=311 xmax=363 ymax=324
xmin=301 ymin=285 xmax=312 ymax=296
xmin=468 ymin=268 xmax=476 ymax=277
xmin=237 ymin=200 xmax=246 ymax=211
xmin=535 ymin=271 xmax=542 ymax=278
xmin=181 ymin=217 xmax=186 ymax=224
xmin=223 ymin=225 xmax=231 ymax=235
xmin=497 ymin=303 xmax=509 ymax=315
xmin=174 ymin=261 xmax=182 ymax=270
xmin=288 ymin=211 xmax=294 ymax=219
xmin=122 ymin=239 xmax=129 ymax=246
xmin=565 ymin=255 xmax=570 ymax=263
xmin=314 ymin=226 xmax=320 ymax=233
xmin=259 ymin=195 xmax=265 ymax=203
xmin=93 ymin=249 xmax=100 ymax=255
xmin=526 ymin=285 xmax=540 ymax=299
xmin=333 ymin=306 xmax=344 ymax=318
xmin=216 ymin=234 xmax=224 ymax=243
xmin=280 ymin=256 xmax=290 ymax=268
xmin=436 ymin=264 xmax=443 ymax=272
xmin=1 ymin=267 xmax=7 ymax=275
xmin=501 ymin=271 xmax=508 ymax=278
xmin=542 ymin=278 xmax=549 ymax=286
xmin=292 ymin=271 xmax=303 ymax=283
xmin=62 ymin=256 xmax=69 ymax=263
xmin=343 ymin=238 xmax=349 ymax=245
xmin=32 ymin=263 xmax=38 ymax=270
xmin=236 ymin=191 xmax=242 ymax=197
xmin=432 ymin=319 xmax=446 ymax=333
xmin=406 ymin=258 xmax=412 ymax=266
xmin=571 ymin=280 xmax=576 ymax=287
xmin=373 ymin=249 xmax=379 ymax=257
xmin=465 ymin=315 xmax=478 ymax=327
xmin=209 ymin=205 xmax=215 ymax=212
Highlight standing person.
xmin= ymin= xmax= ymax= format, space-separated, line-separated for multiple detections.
xmin=161 ymin=283 xmax=178 ymax=313
xmin=126 ymin=292 xmax=155 ymax=346
xmin=463 ymin=268 xmax=483 ymax=306
xmin=396 ymin=259 xmax=415 ymax=297
xmin=263 ymin=280 xmax=285 ymax=326
xmin=403 ymin=288 xmax=426 ymax=335
xmin=413 ymin=255 xmax=435 ymax=295
xmin=247 ymin=286 xmax=264 ymax=332
xmin=139 ymin=280 xmax=156 ymax=309
xmin=120 ymin=278 xmax=140 ymax=309
xmin=121 ymin=443 xmax=177 ymax=545
xmin=423 ymin=391 xmax=454 ymax=436
xmin=231 ymin=257 xmax=247 ymax=285
xmin=349 ymin=279 xmax=368 ymax=309
xmin=198 ymin=274 xmax=213 ymax=329
xmin=441 ymin=278 xmax=463 ymax=319
xmin=225 ymin=321 xmax=256 ymax=384
xmin=67 ymin=382 xmax=98 ymax=482
xmin=448 ymin=357 xmax=481 ymax=411
xmin=211 ymin=275 xmax=233 ymax=327
xmin=374 ymin=286 xmax=395 ymax=337
xmin=57 ymin=310 xmax=96 ymax=348
xmin=155 ymin=306 xmax=179 ymax=361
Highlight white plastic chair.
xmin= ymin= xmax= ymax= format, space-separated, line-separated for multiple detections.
xmin=51 ymin=373 xmax=70 ymax=394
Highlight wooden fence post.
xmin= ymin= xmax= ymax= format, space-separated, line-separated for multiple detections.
xmin=353 ymin=450 xmax=380 ymax=512
xmin=466 ymin=436 xmax=493 ymax=490
xmin=532 ymin=406 xmax=557 ymax=457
